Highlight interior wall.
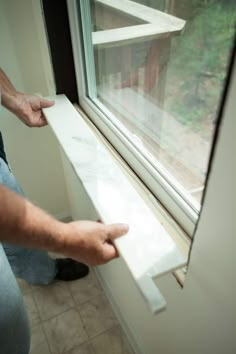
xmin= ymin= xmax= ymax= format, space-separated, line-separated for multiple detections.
xmin=61 ymin=55 xmax=235 ymax=354
xmin=0 ymin=0 xmax=70 ymax=218
xmin=3 ymin=0 xmax=233 ymax=352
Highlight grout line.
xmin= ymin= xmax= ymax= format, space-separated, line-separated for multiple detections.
xmin=67 ymin=272 xmax=103 ymax=308
xmin=74 ymin=291 xmax=104 ymax=309
xmin=29 ymin=291 xmax=41 ymax=328
xmin=65 ymin=282 xmax=78 ymax=308
xmin=30 ymin=290 xmax=129 ymax=354
xmin=74 ymin=307 xmax=90 ymax=340
xmin=31 ymin=292 xmax=53 ymax=354
xmin=29 ymin=273 xmax=127 ymax=353
xmin=30 ymin=274 xmax=104 ymax=323
xmin=84 ymin=323 xmax=123 ymax=344
xmin=73 ymin=306 xmax=90 ymax=341
xmin=58 ymin=323 xmax=130 ymax=354
xmin=77 ymin=297 xmax=121 ymax=342
xmin=34 ymin=304 xmax=77 ymax=324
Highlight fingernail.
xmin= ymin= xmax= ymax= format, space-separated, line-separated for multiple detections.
xmin=121 ymin=223 xmax=129 ymax=231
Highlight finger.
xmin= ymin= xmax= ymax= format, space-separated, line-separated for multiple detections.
xmin=106 ymin=223 xmax=129 ymax=240
xmin=40 ymin=98 xmax=55 ymax=109
xmin=38 ymin=116 xmax=48 ymax=127
xmin=33 ymin=112 xmax=47 ymax=127
xmin=103 ymin=242 xmax=119 ymax=261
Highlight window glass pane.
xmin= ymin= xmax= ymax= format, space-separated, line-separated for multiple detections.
xmin=86 ymin=0 xmax=235 ymax=208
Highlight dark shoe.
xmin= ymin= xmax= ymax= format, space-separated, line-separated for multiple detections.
xmin=55 ymin=258 xmax=89 ymax=281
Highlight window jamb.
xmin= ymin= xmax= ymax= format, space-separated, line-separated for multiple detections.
xmin=67 ymin=0 xmax=199 ymax=236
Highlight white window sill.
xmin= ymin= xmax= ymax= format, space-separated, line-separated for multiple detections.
xmin=43 ymin=94 xmax=187 ymax=314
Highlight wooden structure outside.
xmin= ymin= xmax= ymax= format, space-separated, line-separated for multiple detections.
xmin=91 ymin=0 xmax=185 ymax=107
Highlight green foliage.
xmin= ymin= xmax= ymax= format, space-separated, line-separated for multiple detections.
xmin=166 ymin=0 xmax=236 ymax=130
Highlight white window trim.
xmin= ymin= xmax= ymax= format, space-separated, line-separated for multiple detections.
xmin=92 ymin=0 xmax=185 ymax=47
xmin=67 ymin=0 xmax=200 ymax=236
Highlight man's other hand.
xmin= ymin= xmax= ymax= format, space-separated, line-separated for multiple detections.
xmin=61 ymin=221 xmax=129 ymax=266
xmin=13 ymin=93 xmax=54 ymax=127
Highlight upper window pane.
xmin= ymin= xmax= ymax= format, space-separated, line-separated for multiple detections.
xmin=85 ymin=0 xmax=235 ymax=209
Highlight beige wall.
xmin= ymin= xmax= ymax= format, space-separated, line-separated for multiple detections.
xmin=0 ymin=0 xmax=70 ymax=218
xmin=1 ymin=0 xmax=234 ymax=352
xmin=62 ymin=50 xmax=235 ymax=354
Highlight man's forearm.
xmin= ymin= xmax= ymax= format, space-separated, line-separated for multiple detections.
xmin=0 ymin=68 xmax=18 ymax=111
xmin=0 ymin=185 xmax=65 ymax=253
xmin=0 ymin=69 xmax=128 ymax=265
xmin=0 ymin=184 xmax=129 ymax=266
xmin=0 ymin=67 xmax=54 ymax=127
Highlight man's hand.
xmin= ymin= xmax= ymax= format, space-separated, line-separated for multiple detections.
xmin=11 ymin=93 xmax=54 ymax=127
xmin=61 ymin=221 xmax=129 ymax=266
xmin=0 ymin=68 xmax=54 ymax=126
xmin=0 ymin=185 xmax=129 ymax=267
xmin=0 ymin=68 xmax=129 ymax=266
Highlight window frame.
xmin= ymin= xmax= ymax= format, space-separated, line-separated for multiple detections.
xmin=66 ymin=0 xmax=226 ymax=236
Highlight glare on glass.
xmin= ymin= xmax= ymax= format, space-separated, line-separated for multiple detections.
xmin=89 ymin=0 xmax=235 ymax=207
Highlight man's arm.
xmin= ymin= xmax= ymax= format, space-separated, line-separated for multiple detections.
xmin=0 ymin=185 xmax=128 ymax=265
xmin=0 ymin=67 xmax=129 ymax=265
xmin=0 ymin=68 xmax=16 ymax=100
xmin=0 ymin=67 xmax=54 ymax=127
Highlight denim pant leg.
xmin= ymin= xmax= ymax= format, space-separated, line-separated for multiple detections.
xmin=0 ymin=244 xmax=30 ymax=354
xmin=0 ymin=157 xmax=57 ymax=285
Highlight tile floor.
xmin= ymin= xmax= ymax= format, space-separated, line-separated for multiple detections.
xmin=17 ymin=268 xmax=134 ymax=354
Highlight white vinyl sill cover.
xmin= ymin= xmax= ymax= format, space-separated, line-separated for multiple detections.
xmin=43 ymin=95 xmax=187 ymax=314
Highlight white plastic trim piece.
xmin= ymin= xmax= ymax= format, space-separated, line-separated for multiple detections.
xmin=43 ymin=95 xmax=187 ymax=314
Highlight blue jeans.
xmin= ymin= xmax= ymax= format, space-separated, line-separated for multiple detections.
xmin=0 ymin=157 xmax=57 ymax=285
xmin=0 ymin=244 xmax=30 ymax=354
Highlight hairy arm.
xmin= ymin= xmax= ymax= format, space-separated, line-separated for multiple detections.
xmin=0 ymin=68 xmax=129 ymax=265
xmin=0 ymin=67 xmax=54 ymax=127
xmin=0 ymin=184 xmax=65 ymax=252
xmin=0 ymin=185 xmax=128 ymax=265
xmin=0 ymin=68 xmax=17 ymax=101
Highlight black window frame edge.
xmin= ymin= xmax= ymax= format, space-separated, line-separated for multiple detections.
xmin=42 ymin=0 xmax=78 ymax=103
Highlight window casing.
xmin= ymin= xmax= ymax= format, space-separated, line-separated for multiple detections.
xmin=67 ymin=0 xmax=235 ymax=237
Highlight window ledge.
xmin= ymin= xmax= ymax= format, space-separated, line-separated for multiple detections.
xmin=43 ymin=95 xmax=187 ymax=314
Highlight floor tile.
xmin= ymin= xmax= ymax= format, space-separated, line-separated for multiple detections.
xmin=65 ymin=342 xmax=94 ymax=354
xmin=17 ymin=278 xmax=32 ymax=294
xmin=43 ymin=308 xmax=88 ymax=354
xmin=23 ymin=292 xmax=41 ymax=327
xmin=91 ymin=326 xmax=133 ymax=354
xmin=33 ymin=282 xmax=74 ymax=321
xmin=30 ymin=324 xmax=51 ymax=354
xmin=78 ymin=294 xmax=118 ymax=338
xmin=68 ymin=270 xmax=101 ymax=306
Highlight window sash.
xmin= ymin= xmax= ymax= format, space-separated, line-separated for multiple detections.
xmin=68 ymin=0 xmax=206 ymax=236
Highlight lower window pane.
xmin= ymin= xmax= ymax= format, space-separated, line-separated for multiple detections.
xmin=89 ymin=0 xmax=235 ymax=208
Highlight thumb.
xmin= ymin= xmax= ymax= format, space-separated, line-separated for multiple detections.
xmin=106 ymin=223 xmax=129 ymax=241
xmin=40 ymin=98 xmax=55 ymax=109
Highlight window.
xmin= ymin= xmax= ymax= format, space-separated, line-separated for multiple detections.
xmin=68 ymin=0 xmax=235 ymax=236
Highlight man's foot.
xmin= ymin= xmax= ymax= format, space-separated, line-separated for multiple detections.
xmin=55 ymin=258 xmax=89 ymax=281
